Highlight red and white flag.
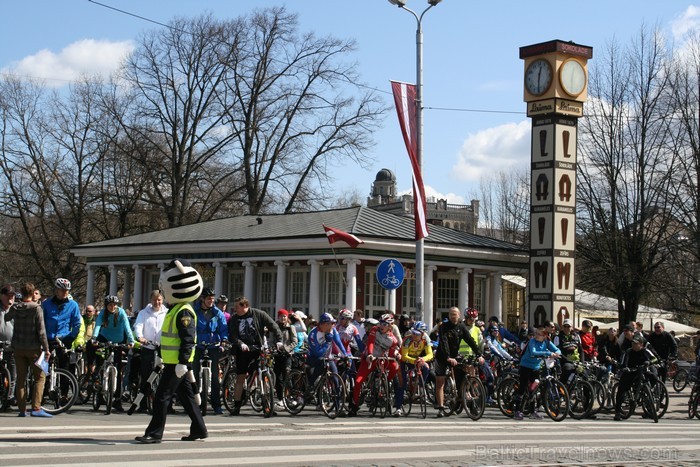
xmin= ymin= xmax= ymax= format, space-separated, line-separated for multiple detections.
xmin=390 ymin=80 xmax=429 ymax=240
xmin=323 ymin=225 xmax=363 ymax=248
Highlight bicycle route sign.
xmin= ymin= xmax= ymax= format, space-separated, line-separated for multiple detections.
xmin=376 ymin=258 xmax=405 ymax=290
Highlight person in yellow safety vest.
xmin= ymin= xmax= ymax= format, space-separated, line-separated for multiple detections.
xmin=135 ymin=259 xmax=207 ymax=444
xmin=460 ymin=307 xmax=495 ymax=405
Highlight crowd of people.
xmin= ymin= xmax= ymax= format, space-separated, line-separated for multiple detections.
xmin=1 ymin=275 xmax=698 ymax=426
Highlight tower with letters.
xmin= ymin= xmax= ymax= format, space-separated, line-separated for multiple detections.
xmin=520 ymin=40 xmax=592 ymax=326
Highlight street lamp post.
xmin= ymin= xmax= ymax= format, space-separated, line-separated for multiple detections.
xmin=388 ymin=0 xmax=441 ymax=330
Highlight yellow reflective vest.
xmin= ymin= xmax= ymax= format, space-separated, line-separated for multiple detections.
xmin=459 ymin=324 xmax=483 ymax=356
xmin=160 ymin=303 xmax=197 ymax=364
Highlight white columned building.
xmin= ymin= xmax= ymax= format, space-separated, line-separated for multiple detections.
xmin=133 ymin=265 xmax=144 ymax=312
xmin=490 ymin=272 xmax=503 ymax=323
xmin=343 ymin=258 xmax=361 ymax=312
xmin=108 ymin=265 xmax=118 ymax=296
xmin=307 ymin=259 xmax=321 ymax=319
xmin=424 ymin=264 xmax=438 ymax=331
xmin=86 ymin=265 xmax=95 ymax=307
xmin=458 ymin=267 xmax=472 ymax=313
xmin=274 ymin=260 xmax=288 ymax=312
xmin=213 ymin=262 xmax=225 ymax=297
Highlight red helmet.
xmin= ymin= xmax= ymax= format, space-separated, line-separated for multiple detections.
xmin=464 ymin=307 xmax=479 ymax=320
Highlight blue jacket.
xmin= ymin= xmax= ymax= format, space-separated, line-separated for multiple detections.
xmin=193 ymin=303 xmax=228 ymax=347
xmin=93 ymin=307 xmax=135 ymax=344
xmin=483 ymin=324 xmax=519 ymax=344
xmin=520 ymin=338 xmax=561 ymax=370
xmin=308 ymin=327 xmax=348 ymax=359
xmin=42 ymin=297 xmax=82 ymax=343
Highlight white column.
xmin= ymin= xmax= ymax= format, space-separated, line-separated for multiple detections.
xmin=424 ymin=264 xmax=437 ymax=331
xmin=243 ymin=262 xmax=255 ymax=302
xmin=274 ymin=260 xmax=288 ymax=312
xmin=490 ymin=272 xmax=503 ymax=324
xmin=458 ymin=267 xmax=472 ymax=313
xmin=133 ymin=265 xmax=144 ymax=312
xmin=384 ymin=289 xmax=391 ymax=311
xmin=123 ymin=267 xmax=132 ymax=312
xmin=308 ymin=259 xmax=321 ymax=320
xmin=86 ymin=265 xmax=95 ymax=307
xmin=213 ymin=262 xmax=225 ymax=296
xmin=108 ymin=265 xmax=118 ymax=296
xmin=343 ymin=258 xmax=361 ymax=311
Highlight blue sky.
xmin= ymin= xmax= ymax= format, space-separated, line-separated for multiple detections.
xmin=2 ymin=1 xmax=697 ymax=205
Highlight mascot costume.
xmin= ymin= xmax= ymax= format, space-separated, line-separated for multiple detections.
xmin=135 ymin=259 xmax=208 ymax=444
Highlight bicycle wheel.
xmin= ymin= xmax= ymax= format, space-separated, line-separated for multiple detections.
xmin=402 ymin=374 xmax=415 ymax=416
xmin=222 ymin=370 xmax=237 ymax=414
xmin=105 ymin=367 xmax=115 ymax=415
xmin=282 ymin=370 xmax=306 ymax=415
xmin=77 ymin=373 xmax=93 ymax=405
xmin=43 ymin=368 xmax=78 ymax=415
xmin=613 ymin=384 xmax=634 ymax=420
xmin=568 ymin=380 xmax=594 ymax=420
xmin=496 ymin=376 xmax=518 ymax=418
xmin=425 ymin=379 xmax=436 ymax=407
xmin=319 ymin=373 xmax=345 ymax=419
xmin=542 ymin=379 xmax=569 ymax=422
xmin=641 ymin=384 xmax=658 ymax=423
xmin=461 ymin=376 xmax=486 ymax=421
xmin=247 ymin=372 xmax=263 ymax=413
xmin=673 ymin=369 xmax=688 ymax=392
xmin=689 ymin=385 xmax=700 ymax=419
xmin=368 ymin=373 xmax=389 ymax=418
xmin=200 ymin=370 xmax=210 ymax=416
xmin=260 ymin=372 xmax=274 ymax=418
xmin=0 ymin=367 xmax=11 ymax=412
xmin=588 ymin=380 xmax=606 ymax=415
xmin=442 ymin=375 xmax=458 ymax=416
xmin=650 ymin=380 xmax=668 ymax=419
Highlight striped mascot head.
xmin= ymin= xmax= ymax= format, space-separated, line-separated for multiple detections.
xmin=159 ymin=259 xmax=203 ymax=304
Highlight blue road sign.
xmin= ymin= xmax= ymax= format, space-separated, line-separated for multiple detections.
xmin=376 ymin=258 xmax=405 ymax=290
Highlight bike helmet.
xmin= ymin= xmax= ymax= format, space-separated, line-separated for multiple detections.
xmin=217 ymin=294 xmax=228 ymax=303
xmin=464 ymin=307 xmax=478 ymax=320
xmin=413 ymin=321 xmax=428 ymax=333
xmin=55 ymin=278 xmax=72 ymax=290
xmin=104 ymin=295 xmax=120 ymax=305
xmin=365 ymin=318 xmax=379 ymax=327
xmin=380 ymin=313 xmax=395 ymax=324
xmin=488 ymin=325 xmax=499 ymax=333
xmin=339 ymin=309 xmax=353 ymax=320
xmin=202 ymin=287 xmax=216 ymax=297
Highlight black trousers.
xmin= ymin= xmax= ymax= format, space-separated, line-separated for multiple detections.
xmin=137 ymin=348 xmax=157 ymax=409
xmin=144 ymin=364 xmax=207 ymax=439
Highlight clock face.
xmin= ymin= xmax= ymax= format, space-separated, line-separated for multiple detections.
xmin=559 ymin=59 xmax=586 ymax=96
xmin=525 ymin=59 xmax=553 ymax=96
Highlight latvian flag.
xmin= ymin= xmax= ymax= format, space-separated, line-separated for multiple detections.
xmin=323 ymin=225 xmax=363 ymax=248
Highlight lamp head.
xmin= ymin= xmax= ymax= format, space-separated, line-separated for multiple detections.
xmin=388 ymin=0 xmax=407 ymax=6
xmin=428 ymin=0 xmax=443 ymax=4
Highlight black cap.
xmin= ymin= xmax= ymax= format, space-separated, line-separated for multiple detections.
xmin=631 ymin=333 xmax=646 ymax=344
xmin=202 ymin=288 xmax=216 ymax=297
xmin=489 ymin=316 xmax=499 ymax=323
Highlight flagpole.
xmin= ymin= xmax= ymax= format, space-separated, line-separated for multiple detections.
xmin=330 ymin=246 xmax=348 ymax=289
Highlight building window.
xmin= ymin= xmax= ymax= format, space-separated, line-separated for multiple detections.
xmin=196 ymin=264 xmax=215 ymax=291
xmin=364 ymin=269 xmax=385 ymax=319
xmin=436 ymin=274 xmax=459 ymax=313
xmin=324 ymin=269 xmax=346 ymax=314
xmin=288 ymin=269 xmax=309 ymax=314
xmin=226 ymin=270 xmax=244 ymax=299
xmin=256 ymin=269 xmax=276 ymax=316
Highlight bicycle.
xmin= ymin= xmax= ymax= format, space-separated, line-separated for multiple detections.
xmin=497 ymin=357 xmax=570 ymax=422
xmin=26 ymin=341 xmax=79 ymax=415
xmin=364 ymin=355 xmax=396 ymax=419
xmin=91 ymin=342 xmax=130 ymax=414
xmin=560 ymin=360 xmax=595 ymax=420
xmin=688 ymin=380 xmax=700 ymax=419
xmin=457 ymin=355 xmax=487 ymax=420
xmin=127 ymin=343 xmax=163 ymax=415
xmin=673 ymin=363 xmax=697 ymax=392
xmin=400 ymin=362 xmax=428 ymax=418
xmin=0 ymin=341 xmax=12 ymax=412
xmin=196 ymin=342 xmax=226 ymax=416
xmin=282 ymin=355 xmax=347 ymax=419
xmin=222 ymin=344 xmax=275 ymax=417
xmin=612 ymin=362 xmax=659 ymax=422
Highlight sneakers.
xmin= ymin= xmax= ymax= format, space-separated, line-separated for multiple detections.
xmin=513 ymin=411 xmax=524 ymax=420
xmin=392 ymin=407 xmax=403 ymax=417
xmin=530 ymin=411 xmax=544 ymax=420
xmin=347 ymin=402 xmax=358 ymax=417
xmin=613 ymin=413 xmax=622 ymax=421
xmin=485 ymin=397 xmax=496 ymax=406
xmin=30 ymin=409 xmax=53 ymax=418
xmin=274 ymin=401 xmax=285 ymax=411
xmin=213 ymin=407 xmax=224 ymax=415
xmin=18 ymin=411 xmax=27 ymax=417
xmin=229 ymin=401 xmax=241 ymax=416
xmin=436 ymin=407 xmax=446 ymax=418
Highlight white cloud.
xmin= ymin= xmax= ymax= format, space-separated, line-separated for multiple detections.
xmin=396 ymin=185 xmax=466 ymax=205
xmin=2 ymin=39 xmax=134 ymax=87
xmin=451 ymin=120 xmax=531 ymax=182
xmin=672 ymin=5 xmax=700 ymax=40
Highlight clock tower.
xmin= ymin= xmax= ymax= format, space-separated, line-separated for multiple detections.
xmin=520 ymin=40 xmax=592 ymax=327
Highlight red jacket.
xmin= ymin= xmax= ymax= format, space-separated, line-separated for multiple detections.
xmin=579 ymin=330 xmax=597 ymax=361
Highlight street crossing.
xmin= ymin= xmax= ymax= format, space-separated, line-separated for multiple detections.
xmin=0 ymin=414 xmax=697 ymax=466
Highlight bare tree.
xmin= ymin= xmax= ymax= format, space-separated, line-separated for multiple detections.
xmin=220 ymin=7 xmax=386 ymax=215
xmin=577 ymin=27 xmax=681 ymax=328
xmin=475 ymin=166 xmax=530 ymax=244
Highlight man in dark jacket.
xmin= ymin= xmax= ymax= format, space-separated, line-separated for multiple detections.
xmin=645 ymin=322 xmax=677 ymax=382
xmin=271 ymin=309 xmax=297 ymax=411
xmin=227 ymin=296 xmax=283 ymax=415
xmin=6 ymin=283 xmax=51 ymax=417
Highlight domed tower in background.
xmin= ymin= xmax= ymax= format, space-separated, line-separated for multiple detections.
xmin=366 ymin=168 xmax=479 ymax=234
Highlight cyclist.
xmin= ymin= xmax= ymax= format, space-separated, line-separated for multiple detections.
xmin=514 ymin=325 xmax=561 ymax=420
xmin=336 ymin=309 xmax=364 ymax=358
xmin=352 ymin=310 xmax=366 ymax=340
xmin=42 ymin=278 xmax=82 ymax=389
xmin=272 ymin=309 xmax=298 ymax=411
xmin=306 ymin=312 xmax=348 ymax=397
xmin=348 ymin=314 xmax=401 ymax=417
xmin=227 ymin=296 xmax=283 ymax=416
xmin=597 ymin=327 xmax=621 ymax=373
xmin=193 ymin=288 xmax=228 ymax=415
xmin=216 ymin=295 xmax=230 ymax=323
xmin=485 ymin=325 xmax=514 ymax=362
xmin=0 ymin=284 xmax=16 ymax=406
xmin=395 ymin=321 xmax=433 ymax=416
xmin=91 ymin=295 xmax=135 ymax=412
xmin=645 ymin=322 xmax=677 ymax=382
xmin=614 ymin=333 xmax=655 ymax=421
xmin=552 ymin=319 xmax=583 ymax=386
xmin=361 ymin=318 xmax=379 ymax=348
xmin=578 ymin=320 xmax=598 ymax=362
xmin=484 ymin=316 xmax=519 ymax=344
xmin=434 ymin=307 xmax=482 ymax=418
xmin=461 ymin=307 xmax=495 ymax=404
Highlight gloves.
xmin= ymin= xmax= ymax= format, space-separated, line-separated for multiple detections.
xmin=175 ymin=364 xmax=187 ymax=378
xmin=276 ymin=342 xmax=285 ymax=351
xmin=240 ymin=343 xmax=250 ymax=352
xmin=366 ymin=354 xmax=375 ymax=364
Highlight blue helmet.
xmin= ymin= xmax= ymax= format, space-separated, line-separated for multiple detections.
xmin=413 ymin=321 xmax=428 ymax=333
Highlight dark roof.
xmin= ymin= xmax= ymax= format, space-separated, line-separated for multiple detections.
xmin=73 ymin=206 xmax=524 ymax=252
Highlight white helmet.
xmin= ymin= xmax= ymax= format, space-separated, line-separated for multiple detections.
xmin=159 ymin=259 xmax=203 ymax=304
